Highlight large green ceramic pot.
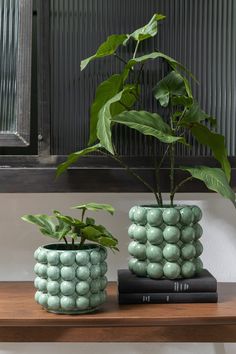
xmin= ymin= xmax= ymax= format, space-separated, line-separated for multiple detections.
xmin=34 ymin=243 xmax=108 ymax=314
xmin=128 ymin=205 xmax=203 ymax=279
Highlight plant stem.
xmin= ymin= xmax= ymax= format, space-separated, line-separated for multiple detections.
xmin=114 ymin=53 xmax=127 ymax=65
xmin=135 ymin=63 xmax=144 ymax=85
xmin=133 ymin=40 xmax=140 ymax=59
xmin=154 ymin=146 xmax=170 ymax=206
xmin=113 ymin=154 xmax=160 ymax=204
xmin=116 ymin=157 xmax=157 ymax=203
xmin=71 ymin=226 xmax=77 ymax=247
xmin=78 ymin=236 xmax=86 ymax=249
xmin=81 ymin=208 xmax=86 ymax=222
xmin=169 ymin=143 xmax=175 ymax=206
xmin=77 ymin=209 xmax=86 ymax=249
xmin=99 ymin=149 xmax=159 ymax=204
xmin=63 ymin=237 xmax=68 ymax=245
xmin=176 ymin=107 xmax=187 ymax=131
xmin=170 ymin=176 xmax=193 ymax=200
xmin=169 ymin=111 xmax=175 ymax=206
xmin=154 ymin=158 xmax=162 ymax=206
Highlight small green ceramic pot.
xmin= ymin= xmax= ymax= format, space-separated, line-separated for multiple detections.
xmin=34 ymin=243 xmax=108 ymax=314
xmin=128 ymin=205 xmax=204 ymax=279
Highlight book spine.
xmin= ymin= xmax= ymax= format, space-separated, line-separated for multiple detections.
xmin=118 ymin=279 xmax=217 ymax=293
xmin=118 ymin=292 xmax=218 ymax=304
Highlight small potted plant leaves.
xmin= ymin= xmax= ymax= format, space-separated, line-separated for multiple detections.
xmin=57 ymin=14 xmax=235 ymax=280
xmin=22 ymin=203 xmax=118 ymax=314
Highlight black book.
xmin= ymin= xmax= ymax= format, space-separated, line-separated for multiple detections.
xmin=118 ymin=292 xmax=218 ymax=304
xmin=118 ymin=269 xmax=217 ymax=293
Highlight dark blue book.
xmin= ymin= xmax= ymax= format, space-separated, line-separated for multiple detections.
xmin=118 ymin=269 xmax=217 ymax=293
xmin=118 ymin=291 xmax=218 ymax=304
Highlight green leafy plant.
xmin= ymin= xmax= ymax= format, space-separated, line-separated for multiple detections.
xmin=57 ymin=13 xmax=235 ymax=207
xmin=21 ymin=203 xmax=118 ymax=251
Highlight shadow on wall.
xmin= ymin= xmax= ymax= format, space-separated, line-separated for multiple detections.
xmin=175 ymin=193 xmax=236 ymax=280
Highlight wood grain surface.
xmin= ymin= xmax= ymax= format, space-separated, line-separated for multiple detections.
xmin=0 ymin=282 xmax=236 ymax=342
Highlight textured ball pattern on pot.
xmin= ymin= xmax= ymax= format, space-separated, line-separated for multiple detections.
xmin=128 ymin=205 xmax=203 ymax=279
xmin=34 ymin=245 xmax=108 ymax=314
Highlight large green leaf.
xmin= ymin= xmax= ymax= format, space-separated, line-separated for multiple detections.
xmin=118 ymin=84 xmax=139 ymax=109
xmin=96 ymin=235 xmax=118 ymax=249
xmin=53 ymin=211 xmax=86 ymax=229
xmin=179 ymin=102 xmax=216 ymax=126
xmin=97 ymin=86 xmax=137 ymax=154
xmin=153 ymin=71 xmax=191 ymax=107
xmin=85 ymin=217 xmax=95 ymax=225
xmin=112 ymin=110 xmax=186 ymax=144
xmin=122 ymin=52 xmax=196 ymax=82
xmin=92 ymin=224 xmax=115 ymax=238
xmin=80 ymin=225 xmax=118 ymax=249
xmin=88 ymin=74 xmax=123 ymax=146
xmin=22 ymin=214 xmax=56 ymax=235
xmin=72 ymin=203 xmax=115 ymax=215
xmin=181 ymin=166 xmax=235 ymax=206
xmin=80 ymin=225 xmax=104 ymax=240
xmin=91 ymin=225 xmax=118 ymax=250
xmin=81 ymin=34 xmax=128 ymax=70
xmin=21 ymin=214 xmax=64 ymax=240
xmin=56 ymin=143 xmax=101 ymax=177
xmin=190 ymin=123 xmax=231 ymax=181
xmin=55 ymin=218 xmax=71 ymax=241
xmin=22 ymin=214 xmax=51 ymax=229
xmin=171 ymin=96 xmax=193 ymax=107
xmin=126 ymin=13 xmax=166 ymax=42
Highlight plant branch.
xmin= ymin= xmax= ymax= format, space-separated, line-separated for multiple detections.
xmin=81 ymin=208 xmax=86 ymax=222
xmin=133 ymin=40 xmax=140 ymax=59
xmin=154 ymin=145 xmax=171 ymax=206
xmin=169 ymin=112 xmax=175 ymax=206
xmin=176 ymin=107 xmax=187 ymax=131
xmin=170 ymin=176 xmax=193 ymax=199
xmin=99 ymin=149 xmax=160 ymax=204
xmin=113 ymin=154 xmax=160 ymax=204
xmin=71 ymin=226 xmax=76 ymax=246
xmin=78 ymin=234 xmax=86 ymax=249
xmin=63 ymin=236 xmax=68 ymax=245
xmin=154 ymin=158 xmax=162 ymax=206
xmin=114 ymin=52 xmax=127 ymax=65
xmin=135 ymin=63 xmax=144 ymax=85
xmin=169 ymin=143 xmax=175 ymax=206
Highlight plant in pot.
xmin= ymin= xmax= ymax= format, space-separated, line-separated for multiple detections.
xmin=57 ymin=14 xmax=235 ymax=280
xmin=22 ymin=203 xmax=118 ymax=314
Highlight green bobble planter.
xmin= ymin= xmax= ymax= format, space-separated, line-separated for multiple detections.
xmin=128 ymin=205 xmax=204 ymax=279
xmin=34 ymin=244 xmax=108 ymax=314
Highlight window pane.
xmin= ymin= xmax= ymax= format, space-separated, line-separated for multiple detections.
xmin=0 ymin=0 xmax=18 ymax=133
xmin=0 ymin=0 xmax=32 ymax=147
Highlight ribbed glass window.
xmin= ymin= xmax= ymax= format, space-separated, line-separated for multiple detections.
xmin=0 ymin=0 xmax=32 ymax=147
xmin=0 ymin=0 xmax=18 ymax=133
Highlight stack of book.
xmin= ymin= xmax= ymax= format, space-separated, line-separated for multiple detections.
xmin=118 ymin=269 xmax=218 ymax=304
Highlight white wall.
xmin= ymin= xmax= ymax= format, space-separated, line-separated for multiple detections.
xmin=0 ymin=192 xmax=236 ymax=354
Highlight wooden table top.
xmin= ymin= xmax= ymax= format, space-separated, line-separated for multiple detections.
xmin=0 ymin=281 xmax=236 ymax=342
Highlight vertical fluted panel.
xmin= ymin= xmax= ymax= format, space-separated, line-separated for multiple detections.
xmin=0 ymin=0 xmax=18 ymax=133
xmin=50 ymin=0 xmax=236 ymax=157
